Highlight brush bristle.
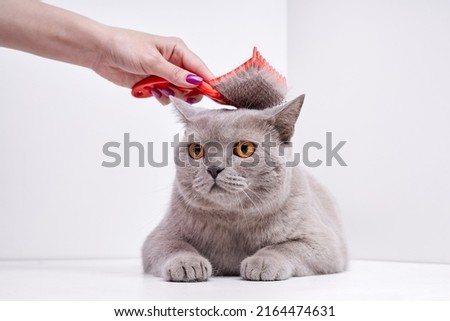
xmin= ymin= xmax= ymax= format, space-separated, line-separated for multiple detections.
xmin=210 ymin=48 xmax=287 ymax=109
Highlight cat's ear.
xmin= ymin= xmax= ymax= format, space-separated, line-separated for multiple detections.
xmin=263 ymin=95 xmax=305 ymax=142
xmin=170 ymin=96 xmax=200 ymax=123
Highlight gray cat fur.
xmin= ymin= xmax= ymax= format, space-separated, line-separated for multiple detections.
xmin=142 ymin=95 xmax=348 ymax=281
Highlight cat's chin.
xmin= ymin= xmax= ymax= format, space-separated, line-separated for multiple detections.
xmin=209 ymin=182 xmax=248 ymax=196
xmin=180 ymin=180 xmax=252 ymax=209
xmin=195 ymin=183 xmax=246 ymax=207
xmin=209 ymin=184 xmax=225 ymax=193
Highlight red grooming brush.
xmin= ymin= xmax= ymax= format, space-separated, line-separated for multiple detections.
xmin=131 ymin=47 xmax=287 ymax=109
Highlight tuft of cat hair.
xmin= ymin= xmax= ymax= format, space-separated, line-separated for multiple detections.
xmin=142 ymin=96 xmax=348 ymax=282
xmin=212 ymin=65 xmax=287 ymax=109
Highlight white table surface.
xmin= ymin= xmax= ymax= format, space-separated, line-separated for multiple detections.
xmin=0 ymin=259 xmax=449 ymax=300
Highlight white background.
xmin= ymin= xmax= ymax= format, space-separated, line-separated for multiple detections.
xmin=1 ymin=0 xmax=449 ymax=264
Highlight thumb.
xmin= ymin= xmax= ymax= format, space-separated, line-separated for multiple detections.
xmin=152 ymin=59 xmax=202 ymax=88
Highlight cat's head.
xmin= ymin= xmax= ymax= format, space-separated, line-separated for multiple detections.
xmin=171 ymin=95 xmax=305 ymax=214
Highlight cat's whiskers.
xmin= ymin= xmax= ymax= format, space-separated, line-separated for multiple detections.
xmin=192 ymin=173 xmax=214 ymax=195
xmin=235 ymin=193 xmax=252 ymax=236
xmin=248 ymin=186 xmax=281 ymax=214
xmin=245 ymin=185 xmax=265 ymax=204
xmin=241 ymin=189 xmax=265 ymax=219
xmin=247 ymin=185 xmax=280 ymax=212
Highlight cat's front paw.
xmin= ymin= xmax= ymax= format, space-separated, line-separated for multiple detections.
xmin=163 ymin=253 xmax=212 ymax=282
xmin=241 ymin=254 xmax=292 ymax=281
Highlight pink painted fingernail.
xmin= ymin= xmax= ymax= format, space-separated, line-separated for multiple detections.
xmin=186 ymin=74 xmax=203 ymax=85
xmin=160 ymin=88 xmax=175 ymax=96
xmin=186 ymin=97 xmax=197 ymax=104
xmin=151 ymin=88 xmax=162 ymax=99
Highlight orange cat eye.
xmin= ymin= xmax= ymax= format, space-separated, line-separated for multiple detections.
xmin=234 ymin=141 xmax=256 ymax=158
xmin=188 ymin=143 xmax=204 ymax=160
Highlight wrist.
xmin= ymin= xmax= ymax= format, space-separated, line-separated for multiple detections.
xmin=80 ymin=22 xmax=112 ymax=70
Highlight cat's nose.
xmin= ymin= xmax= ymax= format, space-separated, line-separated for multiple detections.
xmin=207 ymin=166 xmax=224 ymax=179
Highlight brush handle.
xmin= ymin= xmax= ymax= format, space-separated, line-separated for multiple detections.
xmin=131 ymin=75 xmax=229 ymax=105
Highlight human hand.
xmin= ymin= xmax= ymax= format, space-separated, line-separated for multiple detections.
xmin=0 ymin=1 xmax=213 ymax=104
xmin=93 ymin=27 xmax=215 ymax=105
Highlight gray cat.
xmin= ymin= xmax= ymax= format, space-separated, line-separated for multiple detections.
xmin=142 ymin=95 xmax=347 ymax=281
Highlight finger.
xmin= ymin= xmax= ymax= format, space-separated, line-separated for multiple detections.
xmin=178 ymin=48 xmax=215 ymax=81
xmin=159 ymin=86 xmax=185 ymax=98
xmin=157 ymin=86 xmax=203 ymax=105
xmin=166 ymin=88 xmax=203 ymax=104
xmin=154 ymin=94 xmax=171 ymax=106
xmin=168 ymin=38 xmax=214 ymax=80
xmin=152 ymin=59 xmax=202 ymax=88
xmin=159 ymin=87 xmax=176 ymax=97
xmin=184 ymin=94 xmax=203 ymax=105
xmin=150 ymin=87 xmax=170 ymax=105
xmin=157 ymin=86 xmax=185 ymax=103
